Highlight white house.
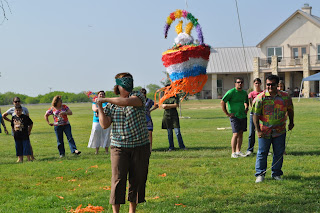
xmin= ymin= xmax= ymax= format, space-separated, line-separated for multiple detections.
xmin=204 ymin=3 xmax=320 ymax=99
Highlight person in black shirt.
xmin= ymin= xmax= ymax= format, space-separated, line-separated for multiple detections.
xmin=11 ymin=106 xmax=33 ymax=163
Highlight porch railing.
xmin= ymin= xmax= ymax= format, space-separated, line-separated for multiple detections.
xmin=259 ymin=55 xmax=320 ymax=68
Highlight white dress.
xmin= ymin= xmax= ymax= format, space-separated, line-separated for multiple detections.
xmin=88 ymin=122 xmax=111 ymax=148
xmin=88 ymin=103 xmax=111 ymax=148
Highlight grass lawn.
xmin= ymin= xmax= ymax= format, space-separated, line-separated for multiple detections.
xmin=0 ymin=98 xmax=319 ymax=212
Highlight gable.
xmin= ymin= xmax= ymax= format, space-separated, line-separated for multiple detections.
xmin=262 ymin=13 xmax=320 ymax=47
xmin=257 ymin=10 xmax=320 ymax=48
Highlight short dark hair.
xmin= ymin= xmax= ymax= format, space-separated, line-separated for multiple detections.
xmin=266 ymin=75 xmax=280 ymax=84
xmin=253 ymin=78 xmax=261 ymax=83
xmin=97 ymin=90 xmax=105 ymax=95
xmin=15 ymin=105 xmax=22 ymax=110
xmin=235 ymin=77 xmax=244 ymax=83
xmin=13 ymin=97 xmax=20 ymax=102
xmin=140 ymin=88 xmax=147 ymax=95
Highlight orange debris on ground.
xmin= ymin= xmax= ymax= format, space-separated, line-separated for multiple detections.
xmin=159 ymin=173 xmax=167 ymax=177
xmin=56 ymin=177 xmax=63 ymax=180
xmin=56 ymin=195 xmax=64 ymax=199
xmin=68 ymin=204 xmax=104 ymax=213
xmin=152 ymin=196 xmax=160 ymax=199
xmin=175 ymin=203 xmax=187 ymax=207
xmin=102 ymin=186 xmax=111 ymax=190
xmin=71 ymin=168 xmax=83 ymax=171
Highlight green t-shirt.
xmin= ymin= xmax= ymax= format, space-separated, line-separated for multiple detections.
xmin=222 ymin=88 xmax=248 ymax=119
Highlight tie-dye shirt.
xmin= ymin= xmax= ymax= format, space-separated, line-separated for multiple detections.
xmin=45 ymin=105 xmax=70 ymax=126
xmin=252 ymin=90 xmax=293 ymax=138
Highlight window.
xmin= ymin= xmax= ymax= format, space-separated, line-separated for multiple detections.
xmin=291 ymin=46 xmax=308 ymax=58
xmin=267 ymin=47 xmax=282 ymax=63
xmin=318 ymin=45 xmax=320 ymax=60
xmin=293 ymin=48 xmax=299 ymax=59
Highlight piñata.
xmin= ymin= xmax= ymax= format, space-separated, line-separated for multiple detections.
xmin=156 ymin=9 xmax=211 ymax=104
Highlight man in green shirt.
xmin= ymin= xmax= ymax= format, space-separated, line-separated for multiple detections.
xmin=221 ymin=77 xmax=249 ymax=158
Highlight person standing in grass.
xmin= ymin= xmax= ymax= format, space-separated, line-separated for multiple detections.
xmin=44 ymin=95 xmax=81 ymax=158
xmin=246 ymin=78 xmax=263 ymax=156
xmin=140 ymin=88 xmax=158 ymax=152
xmin=253 ymin=75 xmax=294 ymax=183
xmin=221 ymin=77 xmax=249 ymax=158
xmin=161 ymin=85 xmax=186 ymax=151
xmin=0 ymin=108 xmax=9 ymax=135
xmin=96 ymin=72 xmax=150 ymax=213
xmin=2 ymin=97 xmax=35 ymax=160
xmin=11 ymin=106 xmax=33 ymax=163
xmin=88 ymin=90 xmax=111 ymax=154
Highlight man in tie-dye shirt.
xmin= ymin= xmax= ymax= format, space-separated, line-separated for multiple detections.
xmin=252 ymin=75 xmax=294 ymax=183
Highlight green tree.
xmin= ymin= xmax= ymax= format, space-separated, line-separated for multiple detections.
xmin=145 ymin=84 xmax=161 ymax=101
xmin=146 ymin=84 xmax=161 ymax=94
xmin=133 ymin=86 xmax=142 ymax=91
xmin=25 ymin=97 xmax=40 ymax=104
xmin=105 ymin=91 xmax=118 ymax=98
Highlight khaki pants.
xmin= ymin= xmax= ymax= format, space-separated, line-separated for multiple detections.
xmin=109 ymin=143 xmax=151 ymax=204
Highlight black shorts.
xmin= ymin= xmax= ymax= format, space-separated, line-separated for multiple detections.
xmin=230 ymin=117 xmax=247 ymax=133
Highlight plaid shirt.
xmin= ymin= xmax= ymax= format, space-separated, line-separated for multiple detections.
xmin=252 ymin=90 xmax=293 ymax=138
xmin=103 ymin=91 xmax=149 ymax=148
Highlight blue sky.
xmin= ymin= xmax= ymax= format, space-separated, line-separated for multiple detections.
xmin=1 ymin=0 xmax=320 ymax=96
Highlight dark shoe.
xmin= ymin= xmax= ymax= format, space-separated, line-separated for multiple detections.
xmin=59 ymin=154 xmax=65 ymax=158
xmin=74 ymin=150 xmax=81 ymax=155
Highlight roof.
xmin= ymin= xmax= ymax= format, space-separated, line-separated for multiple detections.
xmin=257 ymin=10 xmax=320 ymax=47
xmin=206 ymin=47 xmax=261 ymax=74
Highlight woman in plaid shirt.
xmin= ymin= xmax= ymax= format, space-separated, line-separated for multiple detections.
xmin=96 ymin=72 xmax=150 ymax=213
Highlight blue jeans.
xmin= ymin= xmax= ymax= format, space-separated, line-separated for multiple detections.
xmin=255 ymin=133 xmax=286 ymax=177
xmin=167 ymin=128 xmax=185 ymax=150
xmin=15 ymin=139 xmax=32 ymax=156
xmin=247 ymin=114 xmax=256 ymax=152
xmin=54 ymin=124 xmax=77 ymax=155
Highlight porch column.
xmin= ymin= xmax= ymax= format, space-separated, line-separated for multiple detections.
xmin=259 ymin=72 xmax=266 ymax=90
xmin=303 ymin=54 xmax=310 ymax=98
xmin=211 ymin=73 xmax=218 ymax=99
xmin=285 ymin=72 xmax=291 ymax=91
xmin=271 ymin=55 xmax=278 ymax=75
xmin=253 ymin=57 xmax=260 ymax=80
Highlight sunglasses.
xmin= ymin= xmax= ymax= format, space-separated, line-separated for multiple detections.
xmin=266 ymin=83 xmax=276 ymax=86
xmin=14 ymin=101 xmax=21 ymax=103
xmin=236 ymin=81 xmax=243 ymax=84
